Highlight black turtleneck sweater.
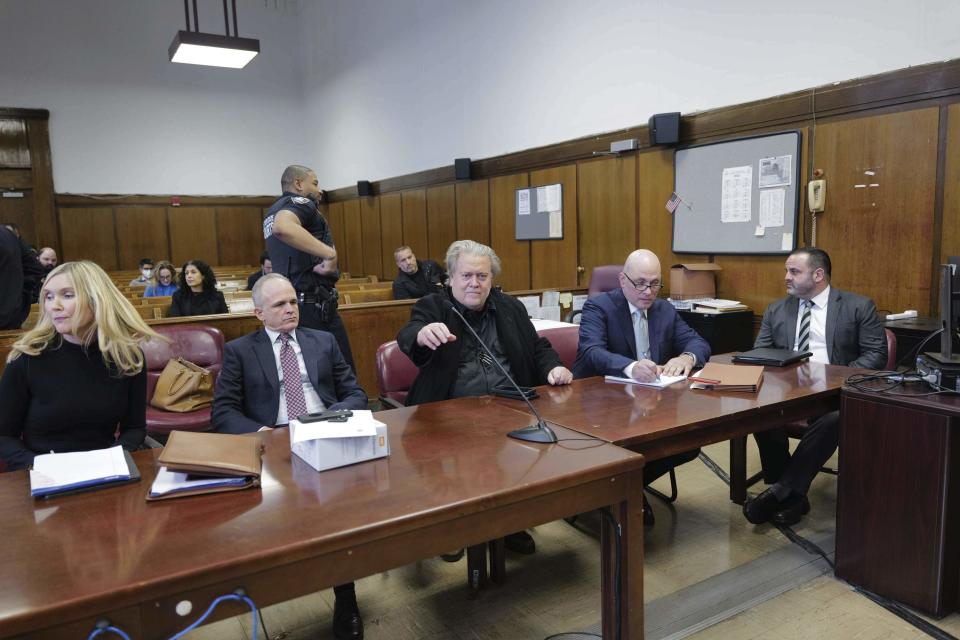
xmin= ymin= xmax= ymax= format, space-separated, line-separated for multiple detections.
xmin=0 ymin=340 xmax=146 ymax=470
xmin=168 ymin=289 xmax=229 ymax=317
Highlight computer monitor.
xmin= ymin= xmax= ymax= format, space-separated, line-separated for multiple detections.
xmin=926 ymin=262 xmax=960 ymax=364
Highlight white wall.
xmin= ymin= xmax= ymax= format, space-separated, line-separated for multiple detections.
xmin=0 ymin=0 xmax=306 ymax=195
xmin=302 ymin=0 xmax=960 ymax=189
xmin=2 ymin=0 xmax=960 ymax=194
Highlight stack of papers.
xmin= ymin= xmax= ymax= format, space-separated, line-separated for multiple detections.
xmin=149 ymin=468 xmax=253 ymax=499
xmin=30 ymin=446 xmax=140 ymax=498
xmin=689 ymin=362 xmax=764 ymax=392
xmin=691 ymin=298 xmax=750 ymax=313
xmin=604 ymin=374 xmax=687 ymax=389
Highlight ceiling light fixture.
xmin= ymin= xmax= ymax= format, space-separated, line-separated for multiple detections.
xmin=169 ymin=0 xmax=260 ymax=69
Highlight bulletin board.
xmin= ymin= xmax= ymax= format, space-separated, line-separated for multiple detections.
xmin=515 ymin=183 xmax=563 ymax=240
xmin=672 ymin=130 xmax=801 ymax=254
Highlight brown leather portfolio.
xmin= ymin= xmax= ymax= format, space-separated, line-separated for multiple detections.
xmin=158 ymin=431 xmax=263 ymax=478
xmin=689 ymin=362 xmax=764 ymax=392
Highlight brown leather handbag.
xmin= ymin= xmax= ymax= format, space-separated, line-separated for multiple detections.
xmin=150 ymin=357 xmax=214 ymax=412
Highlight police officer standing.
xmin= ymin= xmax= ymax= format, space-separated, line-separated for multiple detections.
xmin=263 ymin=165 xmax=356 ymax=371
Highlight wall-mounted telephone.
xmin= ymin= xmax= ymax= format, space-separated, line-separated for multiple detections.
xmin=808 ymin=179 xmax=826 ymax=213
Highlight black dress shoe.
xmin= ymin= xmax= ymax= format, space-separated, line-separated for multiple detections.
xmin=440 ymin=548 xmax=465 ymax=562
xmin=505 ymin=530 xmax=536 ymax=555
xmin=743 ymin=487 xmax=783 ymax=524
xmin=642 ymin=497 xmax=655 ymax=527
xmin=771 ymin=494 xmax=810 ymax=526
xmin=332 ymin=601 xmax=364 ymax=640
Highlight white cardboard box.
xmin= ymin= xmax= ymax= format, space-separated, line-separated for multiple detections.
xmin=289 ymin=410 xmax=390 ymax=472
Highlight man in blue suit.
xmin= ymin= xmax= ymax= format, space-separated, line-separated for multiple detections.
xmin=212 ymin=273 xmax=366 ymax=640
xmin=573 ymin=249 xmax=711 ymax=525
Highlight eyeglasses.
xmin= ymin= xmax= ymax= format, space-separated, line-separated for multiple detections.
xmin=623 ymin=272 xmax=662 ymax=293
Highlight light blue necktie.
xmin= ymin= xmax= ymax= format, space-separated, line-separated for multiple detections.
xmin=634 ymin=310 xmax=650 ymax=360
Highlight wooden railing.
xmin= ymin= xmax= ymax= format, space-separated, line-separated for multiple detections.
xmin=1 ymin=287 xmax=585 ymax=398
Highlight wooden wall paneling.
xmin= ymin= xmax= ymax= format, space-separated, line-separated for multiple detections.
xmin=455 ymin=180 xmax=490 ymax=245
xmin=813 ymin=108 xmax=939 ymax=315
xmin=379 ymin=193 xmax=403 ymax=281
xmin=0 ymin=169 xmax=31 ymax=189
xmin=426 ymin=184 xmax=456 ymax=263
xmin=359 ymin=197 xmax=383 ymax=279
xmin=25 ymin=117 xmax=57 ymax=251
xmin=115 ymin=207 xmax=170 ymax=269
xmin=712 ymin=255 xmax=789 ymax=314
xmin=635 ymin=148 xmax=695 ymax=280
xmin=941 ymin=103 xmax=960 ymax=263
xmin=168 ymin=207 xmax=218 ymax=267
xmin=489 ymin=173 xmax=531 ymax=292
xmin=0 ymin=193 xmax=34 ymax=244
xmin=216 ymin=206 xmax=265 ymax=266
xmin=58 ymin=207 xmax=118 ymax=270
xmin=401 ymin=190 xmax=428 ymax=260
xmin=323 ymin=202 xmax=347 ymax=272
xmin=530 ymin=165 xmax=579 ymax=289
xmin=0 ymin=119 xmax=29 ymax=168
xmin=577 ymin=155 xmax=637 ymax=287
xmin=342 ymin=199 xmax=363 ymax=276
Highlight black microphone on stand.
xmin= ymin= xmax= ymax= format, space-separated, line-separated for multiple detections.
xmin=444 ymin=301 xmax=558 ymax=443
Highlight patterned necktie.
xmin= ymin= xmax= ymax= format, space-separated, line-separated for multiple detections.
xmin=279 ymin=333 xmax=308 ymax=423
xmin=797 ymin=300 xmax=812 ymax=352
xmin=634 ymin=310 xmax=650 ymax=360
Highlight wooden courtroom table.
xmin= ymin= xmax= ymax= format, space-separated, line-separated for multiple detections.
xmin=495 ymin=358 xmax=857 ymax=504
xmin=0 ymin=397 xmax=644 ymax=639
xmin=837 ymin=387 xmax=960 ymax=617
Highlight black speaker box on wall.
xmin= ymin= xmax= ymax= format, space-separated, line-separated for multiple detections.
xmin=648 ymin=112 xmax=681 ymax=145
xmin=357 ymin=180 xmax=373 ymax=197
xmin=455 ymin=158 xmax=471 ymax=180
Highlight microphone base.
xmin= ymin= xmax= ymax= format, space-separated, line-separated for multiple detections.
xmin=508 ymin=424 xmax=559 ymax=444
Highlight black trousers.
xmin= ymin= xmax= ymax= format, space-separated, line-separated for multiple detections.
xmin=753 ymin=410 xmax=840 ymax=495
xmin=298 ymin=302 xmax=356 ymax=373
xmin=644 ymin=448 xmax=700 ymax=486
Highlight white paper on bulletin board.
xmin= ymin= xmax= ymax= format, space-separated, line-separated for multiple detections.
xmin=516 ymin=183 xmax=563 ymax=240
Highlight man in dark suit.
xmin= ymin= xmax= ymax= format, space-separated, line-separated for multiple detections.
xmin=744 ymin=247 xmax=886 ymax=526
xmin=245 ymin=251 xmax=272 ymax=291
xmin=212 ymin=273 xmax=366 ymax=640
xmin=573 ymin=249 xmax=711 ymax=525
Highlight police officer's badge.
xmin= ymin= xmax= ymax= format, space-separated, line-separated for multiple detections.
xmin=291 ymin=196 xmax=311 ymax=205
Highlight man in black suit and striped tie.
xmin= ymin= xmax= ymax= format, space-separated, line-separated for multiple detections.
xmin=743 ymin=247 xmax=887 ymax=526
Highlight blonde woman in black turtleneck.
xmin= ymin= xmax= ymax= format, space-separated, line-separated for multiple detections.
xmin=0 ymin=261 xmax=163 ymax=470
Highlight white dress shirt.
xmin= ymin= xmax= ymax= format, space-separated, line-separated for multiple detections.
xmin=795 ymin=286 xmax=831 ymax=364
xmin=264 ymin=328 xmax=326 ymax=425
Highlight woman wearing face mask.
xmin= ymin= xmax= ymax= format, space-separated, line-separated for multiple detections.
xmin=129 ymin=258 xmax=154 ymax=287
xmin=144 ymin=261 xmax=178 ymax=298
xmin=167 ymin=259 xmax=229 ymax=317
xmin=0 ymin=261 xmax=162 ymax=471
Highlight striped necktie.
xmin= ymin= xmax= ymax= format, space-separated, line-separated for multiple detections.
xmin=797 ymin=300 xmax=812 ymax=352
xmin=279 ymin=333 xmax=308 ymax=422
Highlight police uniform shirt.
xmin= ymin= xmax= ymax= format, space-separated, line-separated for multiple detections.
xmin=263 ymin=193 xmax=336 ymax=291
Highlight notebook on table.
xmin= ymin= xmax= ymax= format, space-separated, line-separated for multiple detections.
xmin=689 ymin=362 xmax=764 ymax=392
xmin=30 ymin=446 xmax=141 ymax=499
xmin=149 ymin=431 xmax=263 ymax=501
xmin=732 ymin=348 xmax=812 ymax=367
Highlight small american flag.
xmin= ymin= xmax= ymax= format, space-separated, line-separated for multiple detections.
xmin=665 ymin=192 xmax=681 ymax=213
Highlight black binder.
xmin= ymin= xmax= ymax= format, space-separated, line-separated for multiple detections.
xmin=732 ymin=348 xmax=812 ymax=367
